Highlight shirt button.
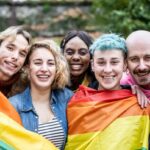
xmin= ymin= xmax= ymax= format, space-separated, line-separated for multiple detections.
xmin=60 ymin=120 xmax=62 ymax=123
xmin=35 ymin=129 xmax=38 ymax=132
xmin=35 ymin=116 xmax=38 ymax=118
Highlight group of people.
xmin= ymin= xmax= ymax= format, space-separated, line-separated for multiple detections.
xmin=0 ymin=25 xmax=150 ymax=150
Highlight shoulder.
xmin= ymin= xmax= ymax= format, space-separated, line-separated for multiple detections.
xmin=9 ymin=87 xmax=30 ymax=109
xmin=9 ymin=92 xmax=23 ymax=103
xmin=52 ymin=88 xmax=73 ymax=102
xmin=53 ymin=87 xmax=73 ymax=98
xmin=9 ymin=87 xmax=29 ymax=101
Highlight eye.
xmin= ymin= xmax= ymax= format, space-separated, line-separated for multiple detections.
xmin=7 ymin=45 xmax=14 ymax=51
xmin=34 ymin=61 xmax=42 ymax=65
xmin=145 ymin=55 xmax=150 ymax=61
xmin=48 ymin=61 xmax=55 ymax=66
xmin=65 ymin=49 xmax=74 ymax=55
xmin=78 ymin=49 xmax=89 ymax=56
xmin=129 ymin=57 xmax=139 ymax=63
xmin=111 ymin=61 xmax=119 ymax=65
xmin=19 ymin=51 xmax=27 ymax=57
xmin=97 ymin=61 xmax=105 ymax=66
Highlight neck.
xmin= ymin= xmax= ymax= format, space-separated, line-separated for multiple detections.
xmin=0 ymin=71 xmax=20 ymax=86
xmin=0 ymin=72 xmax=10 ymax=83
xmin=71 ymin=73 xmax=86 ymax=83
xmin=31 ymin=86 xmax=51 ymax=103
xmin=70 ymin=74 xmax=85 ymax=91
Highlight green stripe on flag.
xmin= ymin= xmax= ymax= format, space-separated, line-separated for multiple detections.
xmin=0 ymin=140 xmax=15 ymax=150
xmin=137 ymin=147 xmax=147 ymax=150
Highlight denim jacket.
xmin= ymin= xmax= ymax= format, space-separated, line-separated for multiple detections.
xmin=9 ymin=87 xmax=73 ymax=150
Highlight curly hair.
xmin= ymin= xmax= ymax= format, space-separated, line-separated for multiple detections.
xmin=26 ymin=39 xmax=70 ymax=89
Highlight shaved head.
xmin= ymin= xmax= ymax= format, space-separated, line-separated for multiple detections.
xmin=126 ymin=30 xmax=150 ymax=88
xmin=126 ymin=30 xmax=150 ymax=50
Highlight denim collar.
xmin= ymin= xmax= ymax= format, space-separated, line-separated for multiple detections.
xmin=21 ymin=87 xmax=57 ymax=112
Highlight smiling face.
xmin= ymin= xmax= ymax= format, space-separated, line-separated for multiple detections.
xmin=28 ymin=47 xmax=56 ymax=91
xmin=92 ymin=49 xmax=126 ymax=90
xmin=63 ymin=36 xmax=90 ymax=77
xmin=127 ymin=42 xmax=150 ymax=89
xmin=0 ymin=34 xmax=29 ymax=81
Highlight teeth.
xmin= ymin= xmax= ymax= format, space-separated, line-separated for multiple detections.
xmin=104 ymin=77 xmax=113 ymax=79
xmin=37 ymin=75 xmax=49 ymax=78
xmin=6 ymin=62 xmax=17 ymax=68
xmin=103 ymin=76 xmax=115 ymax=81
xmin=71 ymin=65 xmax=82 ymax=70
xmin=103 ymin=76 xmax=114 ymax=79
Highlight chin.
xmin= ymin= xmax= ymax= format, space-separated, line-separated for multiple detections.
xmin=71 ymin=73 xmax=83 ymax=77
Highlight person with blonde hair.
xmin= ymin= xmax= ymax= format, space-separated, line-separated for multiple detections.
xmin=9 ymin=39 xmax=73 ymax=150
xmin=0 ymin=26 xmax=31 ymax=97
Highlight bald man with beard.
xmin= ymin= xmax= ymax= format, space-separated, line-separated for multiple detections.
xmin=121 ymin=30 xmax=150 ymax=104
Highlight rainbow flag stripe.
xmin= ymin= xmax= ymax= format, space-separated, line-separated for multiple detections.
xmin=0 ymin=92 xmax=22 ymax=125
xmin=0 ymin=92 xmax=57 ymax=150
xmin=65 ymin=86 xmax=150 ymax=150
xmin=0 ymin=112 xmax=58 ymax=150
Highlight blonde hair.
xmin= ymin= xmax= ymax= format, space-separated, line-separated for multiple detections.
xmin=0 ymin=26 xmax=31 ymax=45
xmin=26 ymin=39 xmax=70 ymax=89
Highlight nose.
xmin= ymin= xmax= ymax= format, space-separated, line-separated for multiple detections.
xmin=41 ymin=63 xmax=48 ymax=71
xmin=72 ymin=52 xmax=80 ymax=61
xmin=12 ymin=51 xmax=19 ymax=61
xmin=138 ymin=59 xmax=147 ymax=71
xmin=104 ymin=63 xmax=112 ymax=73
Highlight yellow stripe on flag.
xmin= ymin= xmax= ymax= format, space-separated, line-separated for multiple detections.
xmin=65 ymin=116 xmax=149 ymax=150
xmin=0 ymin=112 xmax=58 ymax=150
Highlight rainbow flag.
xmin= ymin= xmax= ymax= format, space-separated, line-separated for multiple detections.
xmin=0 ymin=92 xmax=22 ymax=125
xmin=65 ymin=85 xmax=150 ymax=150
xmin=0 ymin=92 xmax=57 ymax=150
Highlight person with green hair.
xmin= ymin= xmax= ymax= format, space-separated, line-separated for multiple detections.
xmin=90 ymin=33 xmax=128 ymax=91
xmin=65 ymin=33 xmax=150 ymax=150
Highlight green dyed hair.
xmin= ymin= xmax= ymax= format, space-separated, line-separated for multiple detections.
xmin=90 ymin=33 xmax=127 ymax=58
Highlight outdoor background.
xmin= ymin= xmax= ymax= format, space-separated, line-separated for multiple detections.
xmin=0 ymin=0 xmax=150 ymax=41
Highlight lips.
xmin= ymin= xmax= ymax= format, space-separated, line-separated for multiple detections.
xmin=70 ymin=64 xmax=83 ymax=70
xmin=4 ymin=61 xmax=17 ymax=70
xmin=135 ymin=70 xmax=150 ymax=77
xmin=37 ymin=74 xmax=50 ymax=81
xmin=102 ymin=76 xmax=115 ymax=83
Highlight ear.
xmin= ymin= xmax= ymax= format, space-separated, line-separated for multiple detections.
xmin=91 ymin=59 xmax=94 ymax=72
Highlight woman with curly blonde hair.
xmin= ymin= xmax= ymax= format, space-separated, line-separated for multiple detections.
xmin=9 ymin=39 xmax=73 ymax=150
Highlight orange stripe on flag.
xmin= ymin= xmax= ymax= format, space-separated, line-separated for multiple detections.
xmin=67 ymin=88 xmax=150 ymax=134
xmin=0 ymin=92 xmax=22 ymax=125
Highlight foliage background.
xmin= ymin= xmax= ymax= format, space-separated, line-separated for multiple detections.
xmin=91 ymin=0 xmax=150 ymax=37
xmin=0 ymin=0 xmax=149 ymax=38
